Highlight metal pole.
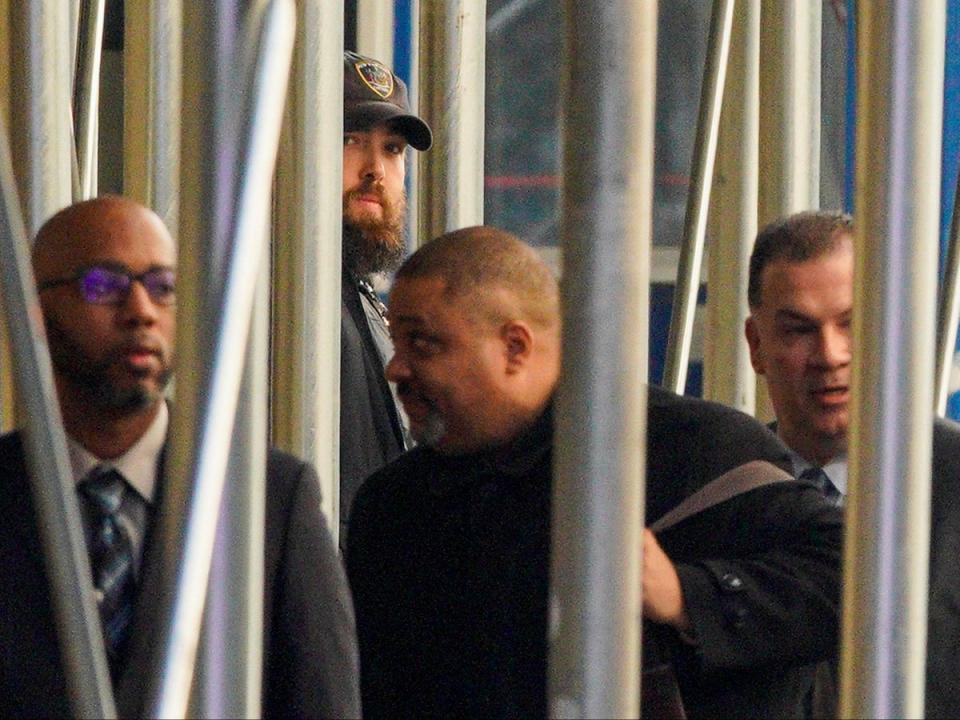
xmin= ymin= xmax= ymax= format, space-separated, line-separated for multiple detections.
xmin=549 ymin=1 xmax=654 ymax=717
xmin=417 ymin=0 xmax=486 ymax=240
xmin=73 ymin=0 xmax=106 ymax=200
xmin=190 ymin=268 xmax=268 ymax=718
xmin=124 ymin=0 xmax=182 ymax=233
xmin=144 ymin=2 xmax=295 ymax=716
xmin=271 ymin=0 xmax=343 ymax=536
xmin=404 ymin=0 xmax=422 ymax=254
xmin=0 ymin=0 xmax=13 ymax=433
xmin=662 ymin=0 xmax=734 ymax=394
xmin=9 ymin=0 xmax=73 ymax=236
xmin=704 ymin=0 xmax=759 ymax=414
xmin=758 ymin=0 xmax=821 ymax=220
xmin=0 ymin=118 xmax=115 ymax=718
xmin=841 ymin=2 xmax=944 ymax=717
xmin=935 ymin=167 xmax=960 ymax=416
xmin=356 ymin=0 xmax=394 ymax=63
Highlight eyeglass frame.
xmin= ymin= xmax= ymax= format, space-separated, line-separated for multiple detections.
xmin=36 ymin=263 xmax=177 ymax=306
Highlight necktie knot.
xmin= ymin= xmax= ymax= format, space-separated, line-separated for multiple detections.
xmin=80 ymin=467 xmax=126 ymax=515
xmin=799 ymin=466 xmax=843 ymax=505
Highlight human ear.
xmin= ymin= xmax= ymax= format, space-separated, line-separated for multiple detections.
xmin=502 ymin=321 xmax=533 ymax=372
xmin=744 ymin=315 xmax=766 ymax=375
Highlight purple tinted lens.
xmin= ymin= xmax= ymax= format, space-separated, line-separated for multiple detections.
xmin=141 ymin=269 xmax=176 ymax=302
xmin=80 ymin=267 xmax=129 ymax=304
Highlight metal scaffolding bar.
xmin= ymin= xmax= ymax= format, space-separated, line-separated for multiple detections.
xmin=143 ymin=2 xmax=295 ymax=716
xmin=124 ymin=0 xmax=182 ymax=233
xmin=549 ymin=0 xmax=654 ymax=716
xmin=704 ymin=0 xmax=760 ymax=414
xmin=0 ymin=118 xmax=115 ymax=718
xmin=356 ymin=0 xmax=394 ymax=64
xmin=72 ymin=0 xmax=106 ymax=200
xmin=758 ymin=0 xmax=821 ymax=222
xmin=662 ymin=0 xmax=735 ymax=394
xmin=935 ymin=166 xmax=960 ymax=416
xmin=417 ymin=0 xmax=486 ymax=240
xmin=190 ymin=269 xmax=268 ymax=718
xmin=271 ymin=0 xmax=343 ymax=536
xmin=9 ymin=0 xmax=73 ymax=235
xmin=840 ymin=2 xmax=945 ymax=717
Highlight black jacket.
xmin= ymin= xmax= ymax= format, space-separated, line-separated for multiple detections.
xmin=347 ymin=386 xmax=843 ymax=718
xmin=339 ymin=267 xmax=405 ymax=548
xmin=0 ymin=431 xmax=360 ymax=719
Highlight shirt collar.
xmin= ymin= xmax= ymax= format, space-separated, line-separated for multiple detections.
xmin=786 ymin=446 xmax=848 ymax=497
xmin=67 ymin=402 xmax=168 ymax=504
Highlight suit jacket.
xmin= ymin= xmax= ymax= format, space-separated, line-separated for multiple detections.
xmin=770 ymin=416 xmax=960 ymax=718
xmin=0 ymin=430 xmax=360 ymax=719
xmin=347 ymin=386 xmax=842 ymax=718
xmin=339 ymin=266 xmax=405 ymax=548
xmin=925 ymin=417 xmax=960 ymax=719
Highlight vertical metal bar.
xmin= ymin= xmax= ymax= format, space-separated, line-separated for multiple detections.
xmin=662 ymin=0 xmax=735 ymax=394
xmin=549 ymin=1 xmax=654 ymax=717
xmin=0 ymin=0 xmax=12 ymax=433
xmin=758 ymin=0 xmax=822 ymax=221
xmin=704 ymin=0 xmax=760 ymax=414
xmin=356 ymin=0 xmax=394 ymax=62
xmin=144 ymin=2 xmax=295 ymax=716
xmin=271 ymin=0 xmax=343 ymax=536
xmin=124 ymin=0 xmax=182 ymax=233
xmin=402 ymin=0 xmax=422 ymax=252
xmin=191 ymin=268 xmax=268 ymax=718
xmin=0 ymin=119 xmax=115 ymax=718
xmin=841 ymin=2 xmax=945 ymax=717
xmin=73 ymin=0 xmax=106 ymax=200
xmin=417 ymin=0 xmax=486 ymax=240
xmin=935 ymin=167 xmax=960 ymax=416
xmin=9 ymin=0 xmax=73 ymax=236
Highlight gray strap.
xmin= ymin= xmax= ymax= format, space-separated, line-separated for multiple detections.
xmin=650 ymin=460 xmax=793 ymax=533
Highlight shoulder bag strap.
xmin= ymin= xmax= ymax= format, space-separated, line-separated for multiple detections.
xmin=650 ymin=460 xmax=793 ymax=533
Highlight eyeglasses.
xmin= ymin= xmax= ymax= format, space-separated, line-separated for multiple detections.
xmin=37 ymin=265 xmax=176 ymax=306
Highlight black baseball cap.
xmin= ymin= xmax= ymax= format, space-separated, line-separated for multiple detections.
xmin=343 ymin=51 xmax=432 ymax=151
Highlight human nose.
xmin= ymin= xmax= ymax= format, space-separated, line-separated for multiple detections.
xmin=360 ymin=145 xmax=385 ymax=182
xmin=385 ymin=351 xmax=409 ymax=383
xmin=118 ymin=279 xmax=159 ymax=326
xmin=814 ymin=325 xmax=851 ymax=368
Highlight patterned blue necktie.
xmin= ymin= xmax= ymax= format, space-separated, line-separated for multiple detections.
xmin=80 ymin=467 xmax=136 ymax=677
xmin=799 ymin=466 xmax=843 ymax=507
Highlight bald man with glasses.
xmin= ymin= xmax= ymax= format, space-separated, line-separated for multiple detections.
xmin=0 ymin=196 xmax=359 ymax=718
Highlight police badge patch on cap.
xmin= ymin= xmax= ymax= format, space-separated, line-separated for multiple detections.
xmin=354 ymin=60 xmax=394 ymax=99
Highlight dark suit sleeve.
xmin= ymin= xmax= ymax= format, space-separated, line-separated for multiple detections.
xmin=647 ymin=391 xmax=841 ymax=675
xmin=672 ymin=483 xmax=842 ymax=671
xmin=264 ymin=459 xmax=361 ymax=719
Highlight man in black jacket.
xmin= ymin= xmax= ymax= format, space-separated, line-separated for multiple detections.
xmin=0 ymin=197 xmax=359 ymax=718
xmin=347 ymin=226 xmax=842 ymax=718
xmin=339 ymin=50 xmax=432 ymax=547
xmin=745 ymin=209 xmax=960 ymax=718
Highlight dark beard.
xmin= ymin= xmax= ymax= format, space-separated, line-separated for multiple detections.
xmin=45 ymin=315 xmax=172 ymax=413
xmin=342 ymin=184 xmax=406 ymax=278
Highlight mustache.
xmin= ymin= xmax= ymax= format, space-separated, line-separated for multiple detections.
xmin=346 ymin=179 xmax=386 ymax=202
xmin=396 ymin=381 xmax=430 ymax=404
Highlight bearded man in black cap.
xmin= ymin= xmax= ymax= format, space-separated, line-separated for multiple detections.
xmin=339 ymin=51 xmax=432 ymax=547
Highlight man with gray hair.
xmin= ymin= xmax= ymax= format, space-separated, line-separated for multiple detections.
xmin=347 ymin=225 xmax=842 ymax=718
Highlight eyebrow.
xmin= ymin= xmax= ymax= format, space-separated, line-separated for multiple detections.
xmin=773 ymin=307 xmax=852 ymax=324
